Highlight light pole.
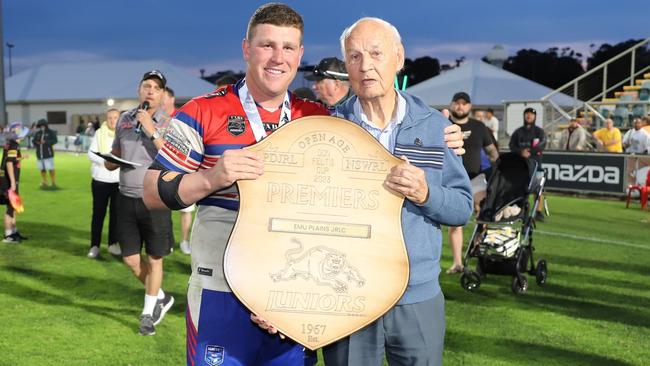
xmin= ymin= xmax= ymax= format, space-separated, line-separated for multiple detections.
xmin=6 ymin=43 xmax=14 ymax=77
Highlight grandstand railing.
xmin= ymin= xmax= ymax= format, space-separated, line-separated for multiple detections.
xmin=539 ymin=37 xmax=650 ymax=132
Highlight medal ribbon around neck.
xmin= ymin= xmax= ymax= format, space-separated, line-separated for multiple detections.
xmin=238 ymin=79 xmax=291 ymax=142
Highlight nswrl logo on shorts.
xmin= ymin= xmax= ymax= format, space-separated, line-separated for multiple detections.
xmin=205 ymin=345 xmax=225 ymax=366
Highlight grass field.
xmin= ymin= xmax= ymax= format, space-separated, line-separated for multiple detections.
xmin=0 ymin=152 xmax=649 ymax=366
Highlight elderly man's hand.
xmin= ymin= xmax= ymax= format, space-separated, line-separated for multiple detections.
xmin=444 ymin=124 xmax=465 ymax=156
xmin=385 ymin=156 xmax=429 ymax=205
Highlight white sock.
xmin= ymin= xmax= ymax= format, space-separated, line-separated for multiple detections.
xmin=157 ymin=288 xmax=165 ymax=300
xmin=142 ymin=294 xmax=158 ymax=315
xmin=5 ymin=230 xmax=12 ymax=237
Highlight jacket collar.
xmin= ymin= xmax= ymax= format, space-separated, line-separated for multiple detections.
xmin=336 ymin=90 xmax=433 ymax=129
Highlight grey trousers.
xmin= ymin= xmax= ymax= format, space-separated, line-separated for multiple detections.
xmin=323 ymin=292 xmax=445 ymax=366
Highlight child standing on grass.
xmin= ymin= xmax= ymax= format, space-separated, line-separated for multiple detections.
xmin=1 ymin=122 xmax=29 ymax=243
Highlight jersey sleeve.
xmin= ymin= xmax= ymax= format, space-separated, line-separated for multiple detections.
xmin=5 ymin=140 xmax=19 ymax=164
xmin=154 ymin=99 xmax=205 ymax=173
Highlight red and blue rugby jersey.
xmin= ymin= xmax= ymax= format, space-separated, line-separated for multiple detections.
xmin=155 ymin=84 xmax=329 ymax=210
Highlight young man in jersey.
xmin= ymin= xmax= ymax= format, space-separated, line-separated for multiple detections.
xmin=143 ymin=4 xmax=464 ymax=365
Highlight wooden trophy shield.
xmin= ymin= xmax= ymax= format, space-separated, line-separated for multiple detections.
xmin=224 ymin=115 xmax=408 ymax=350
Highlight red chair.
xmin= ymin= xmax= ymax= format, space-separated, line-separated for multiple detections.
xmin=626 ymin=169 xmax=650 ymax=209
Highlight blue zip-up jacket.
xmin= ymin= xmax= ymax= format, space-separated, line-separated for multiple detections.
xmin=335 ymin=92 xmax=473 ymax=304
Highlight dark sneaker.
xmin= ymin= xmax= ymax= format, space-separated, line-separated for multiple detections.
xmin=3 ymin=234 xmax=20 ymax=244
xmin=534 ymin=211 xmax=545 ymax=222
xmin=139 ymin=314 xmax=156 ymax=336
xmin=152 ymin=294 xmax=175 ymax=326
xmin=15 ymin=232 xmax=28 ymax=240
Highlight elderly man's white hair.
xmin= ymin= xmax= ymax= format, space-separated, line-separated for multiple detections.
xmin=339 ymin=17 xmax=403 ymax=60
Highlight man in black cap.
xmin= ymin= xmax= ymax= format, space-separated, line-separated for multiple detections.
xmin=509 ymin=107 xmax=546 ymax=221
xmin=305 ymin=57 xmax=352 ymax=109
xmin=105 ymin=69 xmax=175 ymax=335
xmin=446 ymin=92 xmax=498 ymax=274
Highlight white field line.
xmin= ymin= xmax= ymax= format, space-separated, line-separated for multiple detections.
xmin=536 ymin=230 xmax=649 ymax=250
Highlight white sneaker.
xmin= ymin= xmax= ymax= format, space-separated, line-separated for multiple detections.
xmin=180 ymin=240 xmax=191 ymax=255
xmin=107 ymin=243 xmax=122 ymax=256
xmin=87 ymin=246 xmax=99 ymax=259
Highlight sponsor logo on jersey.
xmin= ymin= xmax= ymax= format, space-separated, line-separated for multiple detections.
xmin=197 ymin=267 xmax=213 ymax=277
xmin=462 ymin=130 xmax=472 ymax=139
xmin=227 ymin=115 xmax=246 ymax=136
xmin=205 ymin=345 xmax=225 ymax=366
xmin=165 ymin=128 xmax=191 ymax=157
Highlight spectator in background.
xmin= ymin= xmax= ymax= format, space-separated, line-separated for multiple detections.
xmin=292 ymin=87 xmax=318 ymax=102
xmin=593 ymin=118 xmax=623 ymax=152
xmin=1 ymin=122 xmax=29 ymax=243
xmin=26 ymin=122 xmax=37 ymax=149
xmin=485 ymin=108 xmax=499 ymax=141
xmin=83 ymin=122 xmax=95 ymax=152
xmin=163 ymin=86 xmax=194 ymax=255
xmin=558 ymin=118 xmax=591 ymax=151
xmin=74 ymin=120 xmax=85 ymax=155
xmin=306 ymin=57 xmax=351 ymax=109
xmin=105 ymin=70 xmax=175 ymax=336
xmin=215 ymin=74 xmax=238 ymax=89
xmin=32 ymin=119 xmax=58 ymax=189
xmin=447 ymin=93 xmax=498 ymax=274
xmin=622 ymin=117 xmax=650 ymax=154
xmin=509 ymin=107 xmax=547 ymax=222
xmin=472 ymin=109 xmax=485 ymax=121
xmin=86 ymin=109 xmax=121 ymax=259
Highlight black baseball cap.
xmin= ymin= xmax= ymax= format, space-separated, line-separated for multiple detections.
xmin=523 ymin=107 xmax=537 ymax=115
xmin=452 ymin=92 xmax=471 ymax=103
xmin=142 ymin=69 xmax=167 ymax=88
xmin=305 ymin=57 xmax=348 ymax=81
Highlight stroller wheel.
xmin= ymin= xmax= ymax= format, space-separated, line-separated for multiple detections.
xmin=511 ymin=275 xmax=528 ymax=294
xmin=460 ymin=271 xmax=481 ymax=292
xmin=535 ymin=259 xmax=548 ymax=286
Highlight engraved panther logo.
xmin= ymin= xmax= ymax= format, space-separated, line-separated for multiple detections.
xmin=270 ymin=238 xmax=365 ymax=293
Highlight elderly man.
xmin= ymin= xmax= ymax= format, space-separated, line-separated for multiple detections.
xmin=142 ymin=4 xmax=466 ymax=365
xmin=306 ymin=57 xmax=352 ymax=109
xmin=323 ymin=17 xmax=473 ymax=366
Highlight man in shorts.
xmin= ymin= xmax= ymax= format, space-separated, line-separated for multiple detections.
xmin=446 ymin=92 xmax=498 ymax=274
xmin=32 ymin=119 xmax=58 ymax=188
xmin=105 ymin=70 xmax=175 ymax=336
xmin=143 ymin=4 xmax=465 ymax=365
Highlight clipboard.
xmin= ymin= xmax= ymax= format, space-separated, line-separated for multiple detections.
xmin=91 ymin=151 xmax=142 ymax=169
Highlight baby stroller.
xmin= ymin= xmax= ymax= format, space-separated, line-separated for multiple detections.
xmin=460 ymin=153 xmax=548 ymax=294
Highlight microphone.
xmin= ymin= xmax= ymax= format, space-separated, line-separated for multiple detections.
xmin=135 ymin=101 xmax=150 ymax=134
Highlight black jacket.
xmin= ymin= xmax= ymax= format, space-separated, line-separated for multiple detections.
xmin=509 ymin=124 xmax=546 ymax=164
xmin=32 ymin=129 xmax=58 ymax=160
